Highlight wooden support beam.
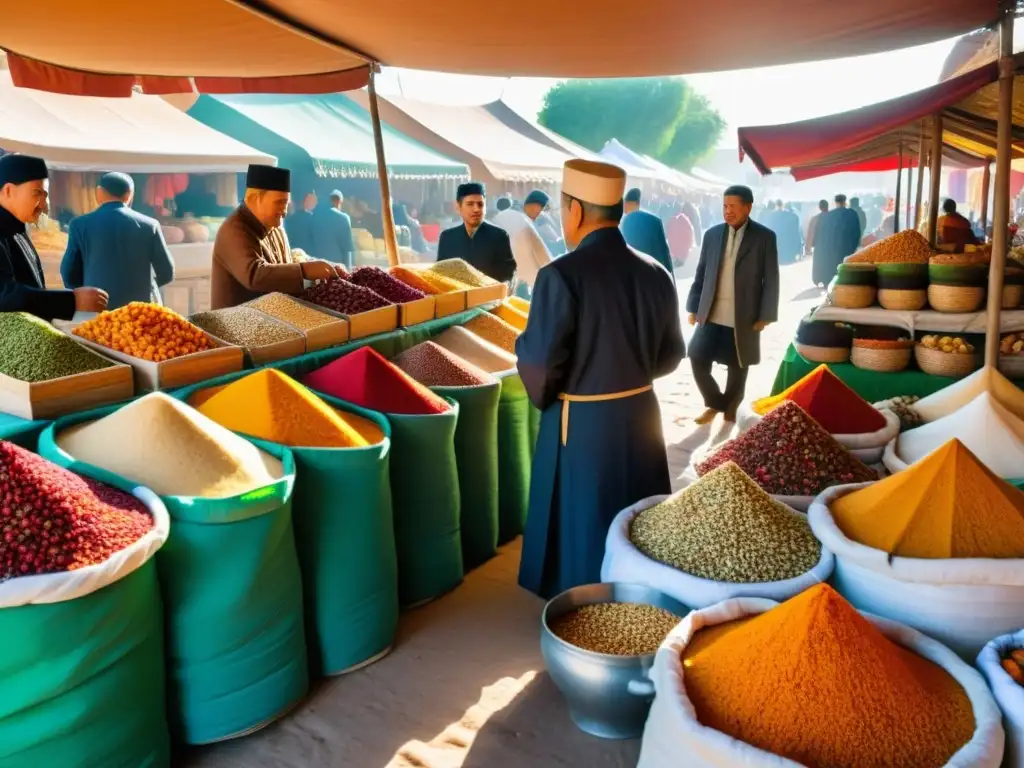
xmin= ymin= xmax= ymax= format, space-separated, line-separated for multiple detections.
xmin=928 ymin=113 xmax=943 ymax=247
xmin=368 ymin=68 xmax=400 ymax=267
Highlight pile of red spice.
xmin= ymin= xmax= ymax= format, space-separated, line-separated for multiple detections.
xmin=392 ymin=342 xmax=493 ymax=387
xmin=0 ymin=441 xmax=153 ymax=578
xmin=752 ymin=364 xmax=887 ymax=434
xmin=696 ymin=401 xmax=876 ymax=496
xmin=302 ymin=347 xmax=451 ymax=415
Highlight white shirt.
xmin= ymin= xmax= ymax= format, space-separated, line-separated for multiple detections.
xmin=708 ymin=220 xmax=748 ymax=328
xmin=492 ymin=208 xmax=553 ymax=287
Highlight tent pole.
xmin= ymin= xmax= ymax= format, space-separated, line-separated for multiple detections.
xmin=368 ymin=67 xmax=400 ymax=267
xmin=928 ymin=113 xmax=943 ymax=247
xmin=914 ymin=122 xmax=926 ymax=228
xmin=985 ymin=4 xmax=1015 ymax=368
xmin=981 ymin=161 xmax=992 ymax=234
xmin=894 ymin=140 xmax=903 ymax=233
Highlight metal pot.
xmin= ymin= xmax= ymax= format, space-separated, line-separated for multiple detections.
xmin=540 ymin=582 xmax=689 ymax=740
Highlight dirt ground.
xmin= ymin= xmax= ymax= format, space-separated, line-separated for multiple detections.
xmin=183 ymin=259 xmax=820 ymax=768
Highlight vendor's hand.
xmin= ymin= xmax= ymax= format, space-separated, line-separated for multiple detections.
xmin=753 ymin=320 xmax=770 ymax=332
xmin=73 ymin=287 xmax=109 ymax=312
xmin=301 ymin=260 xmax=337 ymax=282
xmin=687 ymin=313 xmax=697 ymax=326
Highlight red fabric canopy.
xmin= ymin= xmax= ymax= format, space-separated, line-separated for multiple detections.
xmin=789 ymin=146 xmax=991 ymax=181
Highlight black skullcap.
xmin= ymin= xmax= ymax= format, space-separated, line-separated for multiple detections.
xmin=99 ymin=172 xmax=134 ymax=198
xmin=457 ymin=182 xmax=485 ymax=201
xmin=0 ymin=154 xmax=48 ymax=186
xmin=835 ymin=193 xmax=847 ymax=204
xmin=524 ymin=189 xmax=549 ymax=207
xmin=496 ymin=196 xmax=512 ymax=211
xmin=246 ymin=164 xmax=290 ymax=193
xmin=625 ymin=187 xmax=642 ymax=203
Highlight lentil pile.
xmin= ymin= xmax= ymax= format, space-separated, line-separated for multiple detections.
xmin=696 ymin=401 xmax=876 ymax=496
xmin=347 ymin=266 xmax=426 ymax=303
xmin=196 ymin=369 xmax=383 ymax=448
xmin=73 ymin=302 xmax=214 ymax=362
xmin=190 ymin=306 xmax=302 ymax=348
xmin=0 ymin=441 xmax=152 ymax=578
xmin=846 ymin=229 xmax=934 ymax=264
xmin=245 ymin=293 xmax=338 ymax=330
xmin=631 ymin=462 xmax=821 ymax=582
xmin=549 ymin=602 xmax=681 ymax=656
xmin=463 ymin=312 xmax=520 ymax=353
xmin=303 ymin=280 xmax=392 ymax=315
xmin=0 ymin=312 xmax=113 ymax=382
xmin=434 ymin=327 xmax=517 ymax=373
xmin=392 ymin=342 xmax=493 ymax=387
xmin=682 ymin=584 xmax=975 ymax=767
xmin=832 ymin=438 xmax=1024 ymax=558
xmin=491 ymin=302 xmax=529 ymax=332
xmin=427 ymin=258 xmax=498 ymax=288
xmin=752 ymin=364 xmax=887 ymax=435
xmin=303 ymin=347 xmax=451 ymax=415
xmin=56 ymin=393 xmax=283 ymax=498
xmin=389 ymin=266 xmax=441 ymax=295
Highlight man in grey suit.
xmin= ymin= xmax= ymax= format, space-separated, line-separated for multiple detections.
xmin=60 ymin=172 xmax=175 ymax=310
xmin=312 ymin=190 xmax=355 ymax=268
xmin=686 ymin=185 xmax=779 ymax=424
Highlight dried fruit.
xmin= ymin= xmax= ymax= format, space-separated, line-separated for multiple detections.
xmin=303 ymin=280 xmax=393 ymax=315
xmin=347 ymin=266 xmax=426 ymax=303
xmin=1002 ymin=658 xmax=1024 ymax=684
xmin=73 ymin=302 xmax=213 ymax=362
xmin=920 ymin=334 xmax=974 ymax=355
xmin=0 ymin=312 xmax=113 ymax=382
xmin=392 ymin=342 xmax=493 ymax=387
xmin=549 ymin=602 xmax=681 ymax=656
xmin=244 ymin=293 xmax=338 ymax=331
xmin=0 ymin=441 xmax=152 ymax=578
xmin=190 ymin=306 xmax=302 ymax=348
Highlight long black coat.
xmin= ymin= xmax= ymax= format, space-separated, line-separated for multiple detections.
xmin=0 ymin=206 xmax=76 ymax=321
xmin=436 ymin=221 xmax=516 ymax=283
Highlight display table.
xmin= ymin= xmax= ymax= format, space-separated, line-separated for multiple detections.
xmin=811 ymin=305 xmax=1024 ymax=335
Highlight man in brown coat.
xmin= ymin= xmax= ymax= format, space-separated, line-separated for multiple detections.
xmin=211 ymin=164 xmax=336 ymax=309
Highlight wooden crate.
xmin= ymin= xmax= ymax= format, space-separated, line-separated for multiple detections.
xmin=293 ymin=299 xmax=398 ymax=341
xmin=74 ymin=332 xmax=244 ymax=391
xmin=398 ymin=296 xmax=436 ymax=327
xmin=466 ymin=283 xmax=507 ymax=308
xmin=284 ymin=298 xmax=352 ymax=351
xmin=0 ymin=351 xmax=134 ymax=422
xmin=202 ymin=330 xmax=306 ymax=368
xmin=434 ymin=291 xmax=468 ymax=318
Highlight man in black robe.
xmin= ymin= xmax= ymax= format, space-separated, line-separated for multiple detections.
xmin=517 ymin=159 xmax=686 ymax=599
xmin=621 ymin=187 xmax=673 ymax=275
xmin=436 ymin=182 xmax=516 ymax=283
xmin=0 ymin=154 xmax=107 ymax=321
xmin=284 ymin=188 xmax=317 ymax=254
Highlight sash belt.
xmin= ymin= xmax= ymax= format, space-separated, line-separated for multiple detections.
xmin=557 ymin=385 xmax=654 ymax=446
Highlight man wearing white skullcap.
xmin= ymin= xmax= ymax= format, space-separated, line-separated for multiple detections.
xmin=516 ymin=159 xmax=686 ymax=599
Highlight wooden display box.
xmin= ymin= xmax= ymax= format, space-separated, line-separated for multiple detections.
xmin=262 ymin=298 xmax=351 ymax=353
xmin=0 ymin=350 xmax=134 ymax=421
xmin=203 ymin=330 xmax=306 ymax=368
xmin=75 ymin=332 xmax=244 ymax=392
xmin=434 ymin=290 xmax=468 ymax=318
xmin=294 ymin=299 xmax=398 ymax=341
xmin=398 ymin=296 xmax=436 ymax=327
xmin=466 ymin=283 xmax=507 ymax=308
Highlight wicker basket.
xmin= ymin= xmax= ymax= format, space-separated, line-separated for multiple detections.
xmin=1003 ymin=284 xmax=1023 ymax=309
xmin=927 ymin=284 xmax=985 ymax=313
xmin=999 ymin=354 xmax=1024 ymax=378
xmin=850 ymin=344 xmax=913 ymax=372
xmin=795 ymin=341 xmax=850 ymax=364
xmin=830 ymin=284 xmax=876 ymax=309
xmin=877 ymin=288 xmax=927 ymax=311
xmin=914 ymin=344 xmax=979 ymax=378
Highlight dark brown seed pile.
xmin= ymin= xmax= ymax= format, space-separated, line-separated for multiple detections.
xmin=392 ymin=342 xmax=492 ymax=387
xmin=303 ymin=280 xmax=393 ymax=315
xmin=550 ymin=602 xmax=681 ymax=656
xmin=347 ymin=266 xmax=426 ymax=303
xmin=190 ymin=306 xmax=302 ymax=347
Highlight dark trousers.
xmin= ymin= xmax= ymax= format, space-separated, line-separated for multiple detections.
xmin=689 ymin=321 xmax=748 ymax=413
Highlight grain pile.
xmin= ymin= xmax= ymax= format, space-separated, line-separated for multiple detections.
xmin=682 ymin=584 xmax=975 ymax=767
xmin=752 ymin=364 xmax=887 ymax=435
xmin=631 ymin=463 xmax=821 ymax=582
xmin=73 ymin=302 xmax=213 ymax=362
xmin=0 ymin=312 xmax=113 ymax=382
xmin=427 ymin=258 xmax=498 ymax=288
xmin=303 ymin=280 xmax=392 ymax=315
xmin=56 ymin=393 xmax=283 ymax=498
xmin=433 ymin=327 xmax=517 ymax=373
xmin=549 ymin=603 xmax=681 ymax=656
xmin=415 ymin=270 xmax=471 ymax=293
xmin=190 ymin=306 xmax=302 ymax=348
xmin=696 ymin=401 xmax=876 ymax=496
xmin=389 ymin=266 xmax=441 ymax=295
xmin=245 ymin=293 xmax=338 ymax=330
xmin=392 ymin=342 xmax=493 ymax=387
xmin=0 ymin=441 xmax=152 ymax=577
xmin=302 ymin=347 xmax=451 ymax=415
xmin=846 ymin=230 xmax=934 ymax=264
xmin=491 ymin=302 xmax=528 ymax=331
xmin=347 ymin=266 xmax=426 ymax=303
xmin=195 ymin=369 xmax=383 ymax=448
xmin=463 ymin=312 xmax=520 ymax=354
xmin=507 ymin=296 xmax=530 ymax=313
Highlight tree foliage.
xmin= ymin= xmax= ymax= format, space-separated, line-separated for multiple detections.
xmin=538 ymin=78 xmax=725 ymax=172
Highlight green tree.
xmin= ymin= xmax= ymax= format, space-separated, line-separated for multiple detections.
xmin=538 ymin=78 xmax=725 ymax=172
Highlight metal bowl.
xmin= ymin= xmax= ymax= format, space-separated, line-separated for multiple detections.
xmin=540 ymin=582 xmax=689 ymax=739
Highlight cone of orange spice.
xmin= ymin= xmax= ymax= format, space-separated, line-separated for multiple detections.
xmin=73 ymin=302 xmax=213 ymax=362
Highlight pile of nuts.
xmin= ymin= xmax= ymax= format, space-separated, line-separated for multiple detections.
xmin=549 ymin=602 xmax=681 ymax=656
xmin=347 ymin=266 xmax=427 ymax=303
xmin=0 ymin=312 xmax=113 ymax=382
xmin=847 ymin=230 xmax=934 ymax=264
xmin=303 ymin=280 xmax=393 ymax=315
xmin=190 ymin=306 xmax=302 ymax=348
xmin=1000 ymin=332 xmax=1024 ymax=356
xmin=73 ymin=302 xmax=213 ymax=362
xmin=920 ymin=335 xmax=975 ymax=355
xmin=245 ymin=293 xmax=337 ymax=330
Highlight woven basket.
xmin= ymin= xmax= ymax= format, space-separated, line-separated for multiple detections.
xmin=914 ymin=344 xmax=979 ymax=378
xmin=927 ymin=284 xmax=985 ymax=313
xmin=999 ymin=354 xmax=1024 ymax=378
xmin=795 ymin=342 xmax=850 ymax=364
xmin=877 ymin=288 xmax=927 ymax=311
xmin=830 ymin=284 xmax=876 ymax=309
xmin=1003 ymin=284 xmax=1023 ymax=309
xmin=850 ymin=345 xmax=912 ymax=372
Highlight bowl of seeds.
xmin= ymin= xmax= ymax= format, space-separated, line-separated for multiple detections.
xmin=541 ymin=582 xmax=688 ymax=739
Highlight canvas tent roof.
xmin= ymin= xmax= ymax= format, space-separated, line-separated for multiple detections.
xmin=0 ymin=70 xmax=271 ymax=172
xmin=186 ymin=93 xmax=468 ymax=180
xmin=0 ymin=1 xmax=997 ymax=96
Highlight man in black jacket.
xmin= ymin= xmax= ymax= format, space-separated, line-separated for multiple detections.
xmin=0 ymin=154 xmax=107 ymax=321
xmin=437 ymin=182 xmax=516 ymax=283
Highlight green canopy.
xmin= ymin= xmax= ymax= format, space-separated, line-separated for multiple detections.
xmin=188 ymin=93 xmax=469 ymax=180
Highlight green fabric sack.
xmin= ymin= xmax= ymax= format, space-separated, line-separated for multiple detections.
xmin=495 ymin=372 xmax=532 ymax=544
xmin=39 ymin=412 xmax=308 ymax=746
xmin=433 ymin=382 xmax=501 ymax=571
xmin=386 ymin=403 xmax=464 ymax=607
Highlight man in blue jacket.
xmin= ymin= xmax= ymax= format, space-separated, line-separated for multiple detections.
xmin=620 ymin=187 xmax=673 ymax=276
xmin=311 ymin=190 xmax=354 ymax=268
xmin=60 ymin=172 xmax=175 ymax=309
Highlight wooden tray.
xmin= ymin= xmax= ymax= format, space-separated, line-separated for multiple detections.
xmin=202 ymin=330 xmax=306 ymax=368
xmin=466 ymin=283 xmax=507 ymax=308
xmin=294 ymin=299 xmax=399 ymax=340
xmin=277 ymin=298 xmax=351 ymax=352
xmin=399 ymin=296 xmax=436 ymax=327
xmin=434 ymin=291 xmax=468 ymax=318
xmin=75 ymin=332 xmax=244 ymax=392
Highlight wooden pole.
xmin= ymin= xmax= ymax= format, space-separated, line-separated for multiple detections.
xmin=368 ymin=67 xmax=401 ymax=267
xmin=928 ymin=113 xmax=943 ymax=247
xmin=894 ymin=140 xmax=903 ymax=233
xmin=985 ymin=6 xmax=1015 ymax=367
xmin=981 ymin=161 xmax=992 ymax=235
xmin=914 ymin=122 xmax=926 ymax=228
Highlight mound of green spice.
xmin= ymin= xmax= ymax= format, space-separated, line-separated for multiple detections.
xmin=0 ymin=312 xmax=114 ymax=382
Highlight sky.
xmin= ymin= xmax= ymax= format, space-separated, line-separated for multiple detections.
xmin=375 ymin=37 xmax=962 ymax=149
